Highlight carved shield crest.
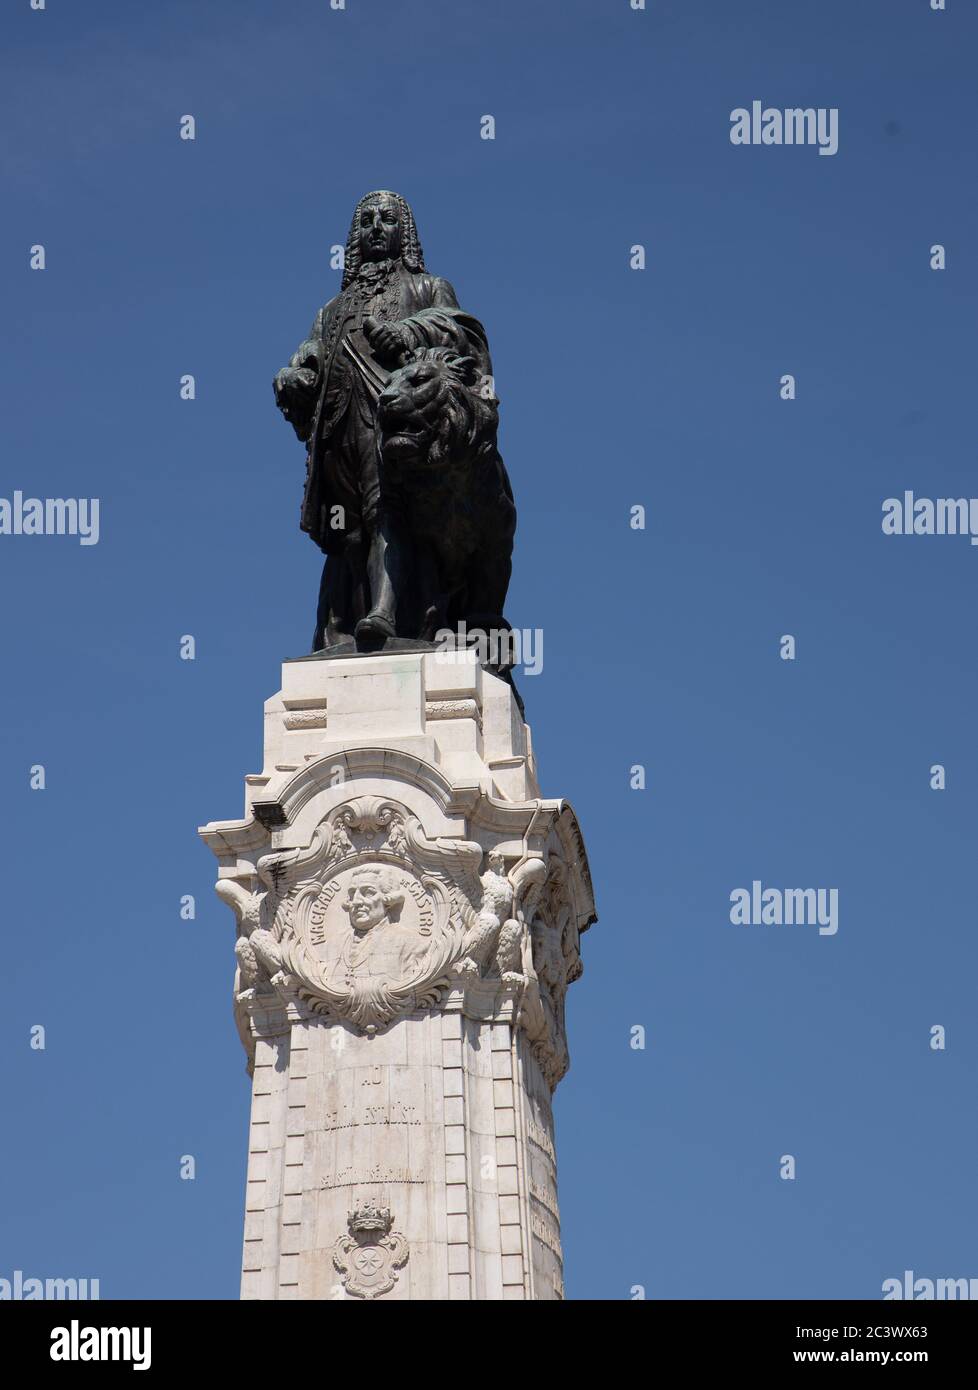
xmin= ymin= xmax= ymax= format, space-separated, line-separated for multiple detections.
xmin=333 ymin=1205 xmax=408 ymax=1300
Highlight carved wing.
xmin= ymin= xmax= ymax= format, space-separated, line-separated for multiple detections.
xmin=420 ymin=835 xmax=484 ymax=921
xmin=332 ymin=1235 xmax=355 ymax=1277
xmin=384 ymin=1232 xmax=409 ymax=1270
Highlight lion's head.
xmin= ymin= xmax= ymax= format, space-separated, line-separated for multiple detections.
xmin=377 ymin=348 xmax=499 ymax=469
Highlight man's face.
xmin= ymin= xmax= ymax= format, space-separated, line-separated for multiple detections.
xmin=358 ymin=200 xmax=401 ymax=263
xmin=347 ymin=876 xmax=388 ymax=930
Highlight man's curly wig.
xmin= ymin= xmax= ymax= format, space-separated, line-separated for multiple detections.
xmin=341 ymin=190 xmax=426 ymax=288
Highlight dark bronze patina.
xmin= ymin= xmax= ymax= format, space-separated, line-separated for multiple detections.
xmin=274 ymin=191 xmax=515 ymax=657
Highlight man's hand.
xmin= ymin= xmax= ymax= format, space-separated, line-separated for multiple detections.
xmin=363 ymin=316 xmax=409 ymax=367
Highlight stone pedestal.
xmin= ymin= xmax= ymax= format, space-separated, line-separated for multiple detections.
xmin=199 ymin=648 xmax=595 ymax=1301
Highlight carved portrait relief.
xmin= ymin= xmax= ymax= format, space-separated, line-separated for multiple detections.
xmin=310 ymin=862 xmax=438 ymax=1001
xmin=275 ymin=801 xmax=462 ymax=1032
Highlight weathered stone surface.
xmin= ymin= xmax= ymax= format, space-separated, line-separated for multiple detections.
xmin=200 ymin=649 xmax=595 ymax=1300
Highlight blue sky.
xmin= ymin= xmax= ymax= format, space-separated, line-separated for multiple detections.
xmin=2 ymin=0 xmax=976 ymax=1300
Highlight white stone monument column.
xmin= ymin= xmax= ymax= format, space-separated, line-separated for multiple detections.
xmin=200 ymin=648 xmax=595 ymax=1300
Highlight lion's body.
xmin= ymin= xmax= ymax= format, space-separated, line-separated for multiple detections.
xmin=377 ymin=349 xmax=516 ymax=638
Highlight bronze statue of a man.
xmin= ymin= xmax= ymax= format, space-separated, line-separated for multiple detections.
xmin=274 ymin=191 xmax=494 ymax=650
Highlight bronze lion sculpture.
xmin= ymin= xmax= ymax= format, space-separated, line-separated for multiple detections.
xmin=376 ymin=348 xmax=517 ymax=646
